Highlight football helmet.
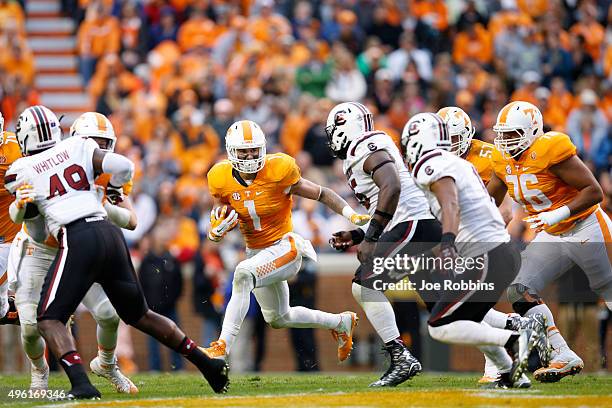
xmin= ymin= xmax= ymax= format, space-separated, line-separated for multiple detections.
xmin=325 ymin=102 xmax=373 ymax=159
xmin=70 ymin=112 xmax=116 ymax=151
xmin=437 ymin=106 xmax=474 ymax=157
xmin=15 ymin=105 xmax=62 ymax=156
xmin=493 ymin=101 xmax=543 ymax=158
xmin=401 ymin=113 xmax=450 ymax=166
xmin=226 ymin=120 xmax=266 ymax=173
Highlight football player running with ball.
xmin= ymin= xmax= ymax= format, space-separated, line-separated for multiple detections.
xmin=488 ymin=101 xmax=612 ymax=382
xmin=204 ymin=120 xmax=368 ymax=364
xmin=402 ymin=113 xmax=550 ymax=387
xmin=5 ymin=107 xmax=229 ymax=399
xmin=6 ymin=111 xmax=137 ymax=392
xmin=326 ymin=102 xmax=443 ymax=387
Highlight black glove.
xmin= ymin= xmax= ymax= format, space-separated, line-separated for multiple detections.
xmin=438 ymin=232 xmax=459 ymax=278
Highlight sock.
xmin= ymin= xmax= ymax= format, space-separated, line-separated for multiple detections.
xmin=483 ymin=309 xmax=511 ymax=329
xmin=270 ymin=306 xmax=342 ymax=329
xmin=351 ymin=283 xmax=400 ymax=343
xmin=384 ymin=338 xmax=404 ymax=347
xmin=59 ymin=351 xmax=92 ymax=387
xmin=96 ymin=323 xmax=118 ymax=365
xmin=524 ymin=303 xmax=567 ymax=350
xmin=0 ymin=272 xmax=7 ymax=317
xmin=479 ymin=345 xmax=512 ymax=374
xmin=219 ymin=274 xmax=255 ymax=354
xmin=428 ymin=320 xmax=514 ymax=347
xmin=175 ymin=336 xmax=215 ymax=372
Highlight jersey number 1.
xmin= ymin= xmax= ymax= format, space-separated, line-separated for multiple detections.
xmin=244 ymin=200 xmax=262 ymax=231
xmin=48 ymin=164 xmax=90 ymax=199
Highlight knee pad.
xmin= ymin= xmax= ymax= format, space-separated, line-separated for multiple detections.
xmin=92 ymin=300 xmax=120 ymax=329
xmin=234 ymin=263 xmax=256 ymax=290
xmin=507 ymin=283 xmax=542 ymax=315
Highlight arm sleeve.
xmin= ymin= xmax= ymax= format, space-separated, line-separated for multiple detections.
xmin=101 ymin=152 xmax=135 ymax=187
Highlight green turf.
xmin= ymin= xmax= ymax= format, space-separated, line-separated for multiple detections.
xmin=0 ymin=372 xmax=609 ymax=407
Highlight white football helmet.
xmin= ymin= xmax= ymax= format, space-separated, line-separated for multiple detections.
xmin=493 ymin=101 xmax=543 ymax=158
xmin=15 ymin=105 xmax=62 ymax=155
xmin=325 ymin=102 xmax=373 ymax=159
xmin=226 ymin=120 xmax=266 ymax=173
xmin=70 ymin=112 xmax=117 ymax=151
xmin=437 ymin=106 xmax=474 ymax=157
xmin=401 ymin=113 xmax=450 ymax=166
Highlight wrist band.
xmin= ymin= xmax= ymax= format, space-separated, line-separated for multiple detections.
xmin=441 ymin=232 xmax=456 ymax=246
xmin=374 ymin=209 xmax=393 ymax=220
xmin=365 ymin=218 xmax=384 ymax=242
xmin=350 ymin=229 xmax=365 ymax=244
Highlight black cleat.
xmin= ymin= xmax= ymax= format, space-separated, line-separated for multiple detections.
xmin=0 ymin=296 xmax=19 ymax=325
xmin=204 ymin=358 xmax=230 ymax=394
xmin=369 ymin=341 xmax=422 ymax=387
xmin=65 ymin=384 xmax=102 ymax=400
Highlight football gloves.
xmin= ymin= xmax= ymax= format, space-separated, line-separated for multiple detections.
xmin=106 ymin=183 xmax=124 ymax=205
xmin=15 ymin=184 xmax=36 ymax=209
xmin=208 ymin=205 xmax=239 ymax=242
xmin=523 ymin=205 xmax=570 ymax=232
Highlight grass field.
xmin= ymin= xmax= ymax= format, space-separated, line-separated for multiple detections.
xmin=0 ymin=372 xmax=610 ymax=407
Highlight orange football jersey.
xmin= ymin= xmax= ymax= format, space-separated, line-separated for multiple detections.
xmin=491 ymin=131 xmax=598 ymax=235
xmin=465 ymin=139 xmax=495 ymax=184
xmin=0 ymin=131 xmax=22 ymax=244
xmin=207 ymin=153 xmax=301 ymax=249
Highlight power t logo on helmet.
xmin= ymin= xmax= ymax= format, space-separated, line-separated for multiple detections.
xmin=70 ymin=112 xmax=117 ymax=152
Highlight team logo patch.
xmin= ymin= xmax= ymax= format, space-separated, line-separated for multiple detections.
xmin=530 ymin=151 xmax=537 ymax=160
xmin=506 ymin=165 xmax=512 ymax=175
xmin=367 ymin=142 xmax=377 ymax=152
xmin=334 ymin=110 xmax=347 ymax=126
xmin=232 ymin=192 xmax=241 ymax=200
xmin=425 ymin=166 xmax=434 ymax=176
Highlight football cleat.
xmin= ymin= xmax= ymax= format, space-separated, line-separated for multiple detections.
xmin=480 ymin=372 xmax=531 ymax=388
xmin=202 ymin=358 xmax=230 ymax=394
xmin=330 ymin=311 xmax=358 ymax=362
xmin=369 ymin=340 xmax=422 ymax=387
xmin=30 ymin=363 xmax=49 ymax=391
xmin=65 ymin=383 xmax=102 ymax=400
xmin=533 ymin=346 xmax=583 ymax=383
xmin=0 ymin=296 xmax=20 ymax=325
xmin=90 ymin=357 xmax=138 ymax=394
xmin=510 ymin=315 xmax=547 ymax=384
xmin=201 ymin=339 xmax=227 ymax=359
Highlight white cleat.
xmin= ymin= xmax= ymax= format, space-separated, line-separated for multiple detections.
xmin=30 ymin=364 xmax=49 ymax=391
xmin=90 ymin=356 xmax=139 ymax=394
xmin=534 ymin=346 xmax=584 ymax=383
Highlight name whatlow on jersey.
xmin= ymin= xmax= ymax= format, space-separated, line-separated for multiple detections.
xmin=372 ymin=279 xmax=495 ymax=292
xmin=372 ymin=253 xmax=487 ymax=276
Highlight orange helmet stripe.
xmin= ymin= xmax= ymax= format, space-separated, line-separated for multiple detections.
xmin=95 ymin=113 xmax=107 ymax=132
xmin=241 ymin=121 xmax=253 ymax=142
xmin=498 ymin=102 xmax=519 ymax=125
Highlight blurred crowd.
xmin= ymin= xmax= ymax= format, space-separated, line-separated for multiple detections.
xmin=1 ymin=0 xmax=611 ymax=372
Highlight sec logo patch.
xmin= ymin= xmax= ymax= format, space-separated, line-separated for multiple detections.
xmin=530 ymin=151 xmax=537 ymax=160
xmin=0 ymin=156 xmax=6 ymax=164
xmin=232 ymin=192 xmax=241 ymax=201
xmin=425 ymin=166 xmax=434 ymax=175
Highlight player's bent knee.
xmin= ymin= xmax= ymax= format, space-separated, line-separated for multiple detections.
xmin=92 ymin=301 xmax=120 ymax=328
xmin=428 ymin=324 xmax=449 ymax=342
xmin=507 ymin=283 xmax=543 ymax=315
xmin=268 ymin=314 xmax=288 ymax=329
xmin=233 ymin=264 xmax=255 ymax=289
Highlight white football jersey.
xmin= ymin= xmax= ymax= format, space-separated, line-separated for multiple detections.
xmin=412 ymin=149 xmax=509 ymax=257
xmin=343 ymin=131 xmax=433 ymax=231
xmin=5 ymin=137 xmax=106 ymax=239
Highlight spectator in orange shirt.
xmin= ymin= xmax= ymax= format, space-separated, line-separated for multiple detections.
xmin=77 ymin=3 xmax=121 ymax=84
xmin=452 ymin=17 xmax=492 ymax=66
xmin=0 ymin=0 xmax=24 ymax=34
xmin=549 ymin=77 xmax=575 ymax=116
xmin=0 ymin=41 xmax=34 ymax=86
xmin=177 ymin=8 xmax=221 ymax=51
xmin=510 ymin=70 xmax=540 ymax=106
xmin=534 ymin=86 xmax=566 ymax=132
xmin=411 ymin=0 xmax=448 ymax=53
xmin=247 ymin=0 xmax=291 ymax=44
xmin=570 ymin=2 xmax=605 ymax=61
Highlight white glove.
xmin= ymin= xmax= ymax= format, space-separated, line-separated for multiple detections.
xmin=15 ymin=184 xmax=36 ymax=209
xmin=523 ymin=205 xmax=571 ymax=231
xmin=208 ymin=206 xmax=239 ymax=242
